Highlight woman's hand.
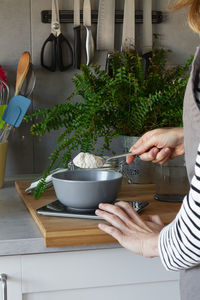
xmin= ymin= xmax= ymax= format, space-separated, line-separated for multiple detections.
xmin=127 ymin=127 xmax=184 ymax=165
xmin=95 ymin=201 xmax=164 ymax=258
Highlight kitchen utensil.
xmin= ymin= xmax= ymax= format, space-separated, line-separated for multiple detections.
xmin=95 ymin=0 xmax=115 ymax=70
xmin=0 ymin=80 xmax=9 ymax=130
xmin=0 ymin=124 xmax=12 ymax=143
xmin=14 ymin=51 xmax=31 ymax=96
xmin=142 ymin=0 xmax=153 ymax=76
xmin=52 ymin=169 xmax=122 ymax=211
xmin=0 ymin=141 xmax=8 ymax=188
xmin=121 ymin=0 xmax=135 ymax=51
xmin=0 ymin=52 xmax=32 ymax=143
xmin=73 ymin=152 xmax=133 ymax=169
xmin=142 ymin=51 xmax=152 ymax=77
xmin=41 ymin=0 xmax=73 ymax=71
xmin=0 ymin=68 xmax=9 ymax=132
xmin=0 ymin=80 xmax=9 ymax=105
xmin=0 ymin=95 xmax=31 ymax=142
xmin=104 ymin=152 xmax=133 ymax=163
xmin=96 ymin=0 xmax=115 ymax=51
xmin=2 ymin=95 xmax=31 ymax=128
xmin=142 ymin=0 xmax=153 ymax=54
xmin=83 ymin=0 xmax=95 ymax=66
xmin=73 ymin=0 xmax=81 ymax=69
xmin=25 ymin=168 xmax=68 ymax=194
xmin=20 ymin=64 xmax=36 ymax=98
xmin=37 ymin=199 xmax=149 ymax=219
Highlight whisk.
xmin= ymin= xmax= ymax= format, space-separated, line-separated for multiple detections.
xmin=0 ymin=80 xmax=9 ymax=132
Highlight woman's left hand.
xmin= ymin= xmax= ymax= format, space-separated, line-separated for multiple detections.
xmin=95 ymin=201 xmax=164 ymax=258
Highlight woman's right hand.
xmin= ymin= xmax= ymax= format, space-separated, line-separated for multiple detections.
xmin=127 ymin=128 xmax=184 ymax=165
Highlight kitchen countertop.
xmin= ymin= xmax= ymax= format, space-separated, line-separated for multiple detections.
xmin=0 ymin=177 xmax=120 ymax=256
xmin=0 ymin=174 xmax=183 ymax=257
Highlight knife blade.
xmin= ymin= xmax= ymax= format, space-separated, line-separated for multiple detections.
xmin=143 ymin=0 xmax=153 ymax=54
xmin=122 ymin=0 xmax=135 ymax=51
xmin=73 ymin=0 xmax=81 ymax=69
xmin=142 ymin=0 xmax=153 ymax=77
xmin=96 ymin=0 xmax=115 ymax=51
xmin=83 ymin=0 xmax=95 ymax=66
xmin=94 ymin=0 xmax=115 ymax=71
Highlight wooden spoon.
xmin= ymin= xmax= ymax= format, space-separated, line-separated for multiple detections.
xmin=14 ymin=52 xmax=31 ymax=96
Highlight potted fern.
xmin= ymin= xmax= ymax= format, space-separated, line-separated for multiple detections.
xmin=25 ymin=47 xmax=192 ymax=198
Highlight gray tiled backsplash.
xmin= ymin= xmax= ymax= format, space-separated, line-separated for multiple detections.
xmin=0 ymin=0 xmax=199 ymax=176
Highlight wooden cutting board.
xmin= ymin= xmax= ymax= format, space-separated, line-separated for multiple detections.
xmin=15 ymin=181 xmax=182 ymax=248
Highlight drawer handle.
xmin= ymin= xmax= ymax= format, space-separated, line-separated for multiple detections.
xmin=0 ymin=274 xmax=7 ymax=300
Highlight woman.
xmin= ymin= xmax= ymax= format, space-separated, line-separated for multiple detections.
xmin=95 ymin=1 xmax=200 ymax=299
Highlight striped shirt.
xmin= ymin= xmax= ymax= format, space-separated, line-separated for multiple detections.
xmin=158 ymin=144 xmax=200 ymax=271
xmin=195 ymin=69 xmax=200 ymax=110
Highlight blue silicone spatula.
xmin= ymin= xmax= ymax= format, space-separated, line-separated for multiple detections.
xmin=0 ymin=95 xmax=31 ymax=142
xmin=2 ymin=95 xmax=31 ymax=127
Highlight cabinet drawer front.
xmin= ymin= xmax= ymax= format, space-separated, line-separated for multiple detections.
xmin=23 ymin=281 xmax=180 ymax=300
xmin=21 ymin=248 xmax=179 ymax=293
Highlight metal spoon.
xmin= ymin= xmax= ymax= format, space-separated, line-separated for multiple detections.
xmin=105 ymin=152 xmax=133 ymax=163
xmin=73 ymin=152 xmax=133 ymax=169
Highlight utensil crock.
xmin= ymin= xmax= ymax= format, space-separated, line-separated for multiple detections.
xmin=0 ymin=141 xmax=8 ymax=188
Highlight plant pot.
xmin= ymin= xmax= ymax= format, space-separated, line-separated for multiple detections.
xmin=122 ymin=136 xmax=155 ymax=184
xmin=0 ymin=141 xmax=8 ymax=188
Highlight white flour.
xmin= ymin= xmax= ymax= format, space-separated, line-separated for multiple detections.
xmin=73 ymin=152 xmax=104 ymax=169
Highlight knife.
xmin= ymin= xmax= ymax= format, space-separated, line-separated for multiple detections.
xmin=121 ymin=0 xmax=135 ymax=51
xmin=142 ymin=0 xmax=153 ymax=77
xmin=83 ymin=0 xmax=95 ymax=66
xmin=73 ymin=0 xmax=81 ymax=69
xmin=96 ymin=0 xmax=115 ymax=51
xmin=95 ymin=0 xmax=115 ymax=71
xmin=143 ymin=0 xmax=153 ymax=54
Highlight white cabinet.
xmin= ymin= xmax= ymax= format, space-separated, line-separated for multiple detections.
xmin=0 ymin=256 xmax=22 ymax=300
xmin=22 ymin=281 xmax=180 ymax=300
xmin=0 ymin=248 xmax=180 ymax=300
xmin=21 ymin=248 xmax=180 ymax=300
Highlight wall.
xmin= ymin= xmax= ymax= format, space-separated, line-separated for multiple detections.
xmin=0 ymin=0 xmax=199 ymax=177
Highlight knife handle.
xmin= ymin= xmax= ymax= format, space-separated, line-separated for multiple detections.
xmin=73 ymin=25 xmax=81 ymax=69
xmin=105 ymin=52 xmax=113 ymax=76
xmin=85 ymin=26 xmax=95 ymax=66
xmin=142 ymin=51 xmax=153 ymax=77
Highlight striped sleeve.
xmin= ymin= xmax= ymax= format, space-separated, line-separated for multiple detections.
xmin=158 ymin=144 xmax=200 ymax=271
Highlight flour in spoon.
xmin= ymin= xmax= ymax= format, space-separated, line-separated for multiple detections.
xmin=73 ymin=152 xmax=104 ymax=169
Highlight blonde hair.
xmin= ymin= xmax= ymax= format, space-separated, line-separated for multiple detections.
xmin=169 ymin=0 xmax=200 ymax=33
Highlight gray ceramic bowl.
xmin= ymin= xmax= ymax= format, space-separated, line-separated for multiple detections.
xmin=52 ymin=169 xmax=123 ymax=212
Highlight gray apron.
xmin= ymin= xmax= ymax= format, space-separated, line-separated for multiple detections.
xmin=180 ymin=47 xmax=200 ymax=299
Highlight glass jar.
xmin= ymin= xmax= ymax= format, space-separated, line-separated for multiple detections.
xmin=154 ymin=155 xmax=190 ymax=202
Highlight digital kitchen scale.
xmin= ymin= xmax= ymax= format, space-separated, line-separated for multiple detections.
xmin=37 ymin=200 xmax=149 ymax=220
xmin=154 ymin=194 xmax=184 ymax=202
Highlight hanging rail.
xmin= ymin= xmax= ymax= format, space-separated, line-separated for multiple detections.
xmin=41 ymin=10 xmax=163 ymax=24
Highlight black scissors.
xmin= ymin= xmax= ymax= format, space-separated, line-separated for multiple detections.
xmin=41 ymin=0 xmax=73 ymax=72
